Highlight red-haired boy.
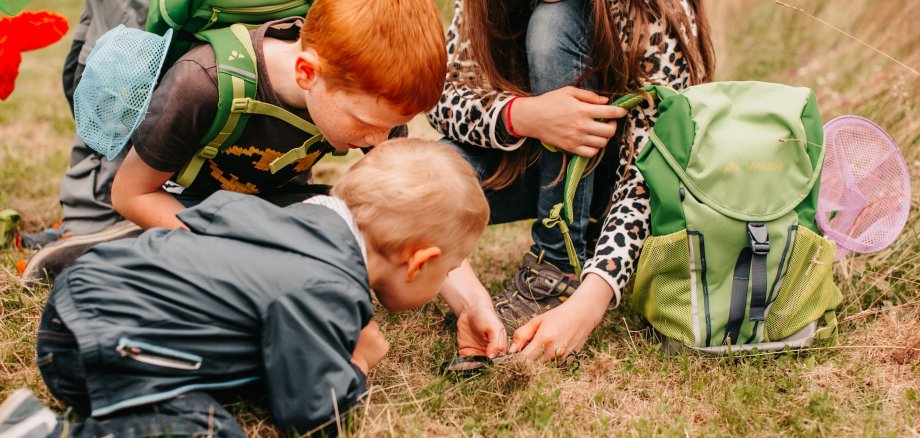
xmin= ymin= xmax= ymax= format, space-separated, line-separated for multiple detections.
xmin=23 ymin=0 xmax=446 ymax=278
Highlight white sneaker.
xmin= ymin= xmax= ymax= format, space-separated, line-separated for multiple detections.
xmin=20 ymin=220 xmax=142 ymax=286
xmin=0 ymin=389 xmax=57 ymax=438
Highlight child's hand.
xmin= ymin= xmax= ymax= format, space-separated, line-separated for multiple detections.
xmin=456 ymin=303 xmax=507 ymax=359
xmin=351 ymin=321 xmax=389 ymax=375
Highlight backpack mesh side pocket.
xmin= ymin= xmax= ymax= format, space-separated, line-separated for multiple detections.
xmin=632 ymin=230 xmax=695 ymax=346
xmin=765 ymin=227 xmax=842 ymax=341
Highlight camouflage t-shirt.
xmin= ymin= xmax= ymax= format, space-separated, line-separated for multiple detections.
xmin=131 ymin=17 xmax=328 ymax=197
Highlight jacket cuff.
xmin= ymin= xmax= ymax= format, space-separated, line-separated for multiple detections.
xmin=349 ymin=362 xmax=368 ymax=395
xmin=580 ymin=267 xmax=622 ymax=308
xmin=488 ymin=96 xmax=527 ymax=151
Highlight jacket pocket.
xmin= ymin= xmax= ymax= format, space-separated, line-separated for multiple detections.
xmin=115 ymin=337 xmax=202 ymax=371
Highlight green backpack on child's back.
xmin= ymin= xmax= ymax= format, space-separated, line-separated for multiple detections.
xmin=76 ymin=0 xmax=329 ymax=187
xmin=630 ymin=81 xmax=842 ymax=353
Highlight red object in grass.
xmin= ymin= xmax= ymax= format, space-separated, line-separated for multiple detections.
xmin=0 ymin=11 xmax=69 ymax=100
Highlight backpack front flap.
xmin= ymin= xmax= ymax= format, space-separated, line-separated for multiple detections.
xmin=633 ymin=81 xmax=841 ymax=350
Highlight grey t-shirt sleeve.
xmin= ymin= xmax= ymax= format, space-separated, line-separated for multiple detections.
xmin=130 ymin=57 xmax=218 ymax=173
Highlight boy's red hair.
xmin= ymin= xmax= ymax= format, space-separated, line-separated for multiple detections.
xmin=301 ymin=0 xmax=447 ymax=116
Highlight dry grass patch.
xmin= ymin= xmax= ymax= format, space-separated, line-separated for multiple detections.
xmin=1 ymin=0 xmax=918 ymax=436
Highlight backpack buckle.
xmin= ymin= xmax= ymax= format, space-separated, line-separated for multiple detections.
xmin=231 ymin=98 xmax=251 ymax=113
xmin=199 ymin=145 xmax=219 ymax=160
xmin=747 ymin=222 xmax=770 ymax=254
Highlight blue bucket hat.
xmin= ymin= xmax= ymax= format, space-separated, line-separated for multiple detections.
xmin=74 ymin=25 xmax=173 ymax=160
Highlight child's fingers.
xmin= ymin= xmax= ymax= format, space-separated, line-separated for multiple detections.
xmin=519 ymin=336 xmax=547 ymax=362
xmin=567 ymin=87 xmax=607 ymax=104
xmin=580 ymin=134 xmax=612 ymax=150
xmin=510 ymin=317 xmax=541 ymax=354
xmin=486 ymin=326 xmax=508 ymax=359
xmin=584 ymin=120 xmax=618 ymax=139
xmin=588 ymin=104 xmax=627 ymax=121
xmin=567 ymin=144 xmax=602 ymax=158
xmin=458 ymin=345 xmax=485 ymax=357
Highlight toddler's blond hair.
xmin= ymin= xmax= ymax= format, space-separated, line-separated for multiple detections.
xmin=332 ymin=139 xmax=489 ymax=256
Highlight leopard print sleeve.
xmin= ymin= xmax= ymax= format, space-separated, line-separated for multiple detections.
xmin=425 ymin=0 xmax=527 ymax=151
xmin=581 ymin=0 xmax=697 ymax=307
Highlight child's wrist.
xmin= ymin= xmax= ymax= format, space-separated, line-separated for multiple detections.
xmin=350 ymin=356 xmax=369 ymax=375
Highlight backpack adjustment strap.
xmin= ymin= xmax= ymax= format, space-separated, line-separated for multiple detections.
xmin=541 ymin=85 xmax=664 ymax=276
xmin=725 ymin=247 xmax=752 ymax=345
xmin=177 ymin=25 xmax=257 ymax=188
xmin=724 ymin=222 xmax=772 ymax=345
xmin=747 ymin=222 xmax=770 ymax=322
xmin=232 ymin=98 xmax=321 ymax=136
xmin=269 ymin=134 xmax=326 ymax=174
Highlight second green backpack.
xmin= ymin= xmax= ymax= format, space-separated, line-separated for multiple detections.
xmin=631 ymin=81 xmax=842 ymax=353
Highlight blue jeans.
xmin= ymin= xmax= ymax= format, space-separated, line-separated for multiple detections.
xmin=450 ymin=0 xmax=597 ymax=273
xmin=36 ymin=300 xmax=246 ymax=437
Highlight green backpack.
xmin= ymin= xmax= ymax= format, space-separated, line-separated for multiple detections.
xmin=146 ymin=0 xmax=329 ymax=187
xmin=629 ymin=81 xmax=842 ymax=353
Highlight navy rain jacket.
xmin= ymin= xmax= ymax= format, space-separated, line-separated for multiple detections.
xmin=51 ymin=191 xmax=373 ymax=433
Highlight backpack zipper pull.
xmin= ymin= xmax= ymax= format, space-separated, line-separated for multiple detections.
xmin=208 ymin=7 xmax=221 ymax=27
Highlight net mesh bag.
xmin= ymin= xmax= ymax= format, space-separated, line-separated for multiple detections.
xmin=74 ymin=25 xmax=173 ymax=160
xmin=817 ymin=116 xmax=912 ymax=260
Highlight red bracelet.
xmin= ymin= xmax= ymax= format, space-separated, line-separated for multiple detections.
xmin=505 ymin=96 xmax=522 ymax=139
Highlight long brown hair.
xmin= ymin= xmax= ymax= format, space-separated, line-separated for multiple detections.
xmin=455 ymin=0 xmax=715 ymax=189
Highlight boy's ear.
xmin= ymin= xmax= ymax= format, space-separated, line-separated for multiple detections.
xmin=294 ymin=49 xmax=321 ymax=91
xmin=405 ymin=246 xmax=442 ymax=283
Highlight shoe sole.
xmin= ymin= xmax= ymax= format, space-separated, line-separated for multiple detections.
xmin=0 ymin=389 xmax=56 ymax=438
xmin=21 ymin=221 xmax=142 ymax=286
xmin=1 ymin=409 xmax=56 ymax=438
xmin=0 ymin=389 xmax=32 ymax=426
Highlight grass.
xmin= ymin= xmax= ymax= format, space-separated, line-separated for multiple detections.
xmin=1 ymin=0 xmax=919 ymax=436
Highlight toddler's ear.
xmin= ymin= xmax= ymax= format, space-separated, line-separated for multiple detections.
xmin=294 ymin=50 xmax=321 ymax=90
xmin=405 ymin=246 xmax=442 ymax=282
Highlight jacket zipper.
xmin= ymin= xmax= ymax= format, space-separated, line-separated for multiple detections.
xmin=116 ymin=339 xmax=202 ymax=371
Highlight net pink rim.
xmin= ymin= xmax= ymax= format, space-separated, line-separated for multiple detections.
xmin=817 ymin=115 xmax=911 ymax=256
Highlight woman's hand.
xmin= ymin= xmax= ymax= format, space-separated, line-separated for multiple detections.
xmin=510 ymin=274 xmax=614 ymax=362
xmin=507 ymin=86 xmax=627 ymax=158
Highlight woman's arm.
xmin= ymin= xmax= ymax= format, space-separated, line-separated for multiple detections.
xmin=426 ymin=0 xmax=625 ymax=157
xmin=425 ymin=0 xmax=525 ymax=151
xmin=509 ymin=0 xmax=701 ymax=360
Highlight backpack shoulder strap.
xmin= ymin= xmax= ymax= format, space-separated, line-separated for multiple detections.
xmin=175 ymin=23 xmax=327 ymax=187
xmin=176 ymin=23 xmax=258 ymax=187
